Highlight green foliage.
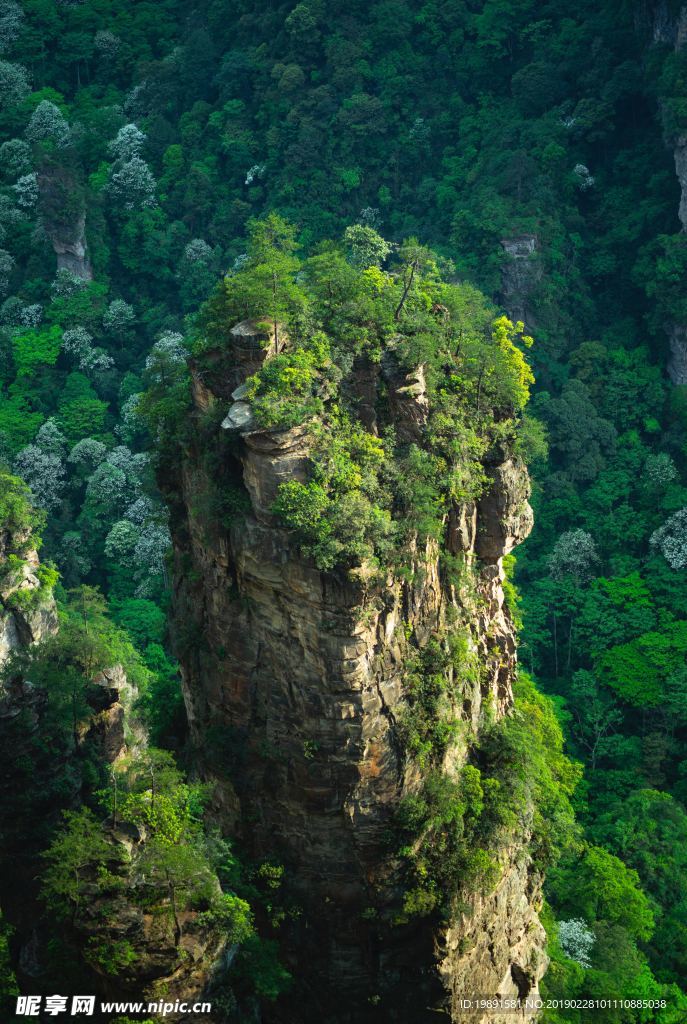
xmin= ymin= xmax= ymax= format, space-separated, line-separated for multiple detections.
xmin=0 ymin=912 xmax=18 ymax=1015
xmin=112 ymin=597 xmax=166 ymax=647
xmin=39 ymin=748 xmax=265 ymax=982
xmin=2 ymin=586 xmax=152 ymax=749
xmin=200 ymin=219 xmax=536 ymax=573
xmin=272 ymin=412 xmax=395 ymax=570
xmin=225 ymin=213 xmax=306 ymax=347
xmin=397 ymin=635 xmax=474 ymax=769
xmin=479 ymin=673 xmax=582 ymax=870
xmin=57 ymin=372 xmax=109 ymax=440
xmin=11 ymin=325 xmax=62 ymax=376
xmin=40 ymin=807 xmax=116 ymax=921
xmin=397 ymin=668 xmax=580 ymax=921
xmin=0 ymin=468 xmax=44 ymax=540
xmin=396 ymin=766 xmax=498 ymax=922
xmin=549 ymin=845 xmax=654 ymax=943
xmin=245 ymin=342 xmax=326 ymax=429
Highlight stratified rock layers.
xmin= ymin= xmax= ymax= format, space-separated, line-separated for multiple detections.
xmin=166 ymin=328 xmax=546 ymax=1023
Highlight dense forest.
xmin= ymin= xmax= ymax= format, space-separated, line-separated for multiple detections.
xmin=1 ymin=0 xmax=687 ymax=1021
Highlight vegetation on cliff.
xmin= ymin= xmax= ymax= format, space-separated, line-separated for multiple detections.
xmin=181 ymin=214 xmax=537 ymax=574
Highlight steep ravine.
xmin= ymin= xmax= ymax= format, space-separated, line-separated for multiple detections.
xmin=164 ymin=320 xmax=546 ymax=1023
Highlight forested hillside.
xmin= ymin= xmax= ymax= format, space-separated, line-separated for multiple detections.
xmin=1 ymin=0 xmax=687 ymax=1021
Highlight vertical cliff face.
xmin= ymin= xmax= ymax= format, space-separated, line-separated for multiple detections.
xmin=165 ymin=316 xmax=546 ymax=1022
xmin=652 ymin=3 xmax=687 ymax=382
xmin=0 ymin=527 xmax=57 ymax=667
xmin=37 ymin=167 xmax=93 ymax=282
xmin=499 ymin=236 xmax=542 ymax=331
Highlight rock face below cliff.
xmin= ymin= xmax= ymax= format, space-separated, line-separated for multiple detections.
xmin=499 ymin=235 xmax=541 ymax=330
xmin=0 ymin=530 xmax=57 ymax=667
xmin=37 ymin=167 xmax=93 ymax=281
xmin=653 ymin=3 xmax=687 ymax=383
xmin=165 ymin=319 xmax=547 ymax=1023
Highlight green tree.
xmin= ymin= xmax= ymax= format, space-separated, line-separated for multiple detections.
xmin=228 ymin=213 xmax=306 ymax=352
xmin=41 ymin=808 xmax=116 ymax=924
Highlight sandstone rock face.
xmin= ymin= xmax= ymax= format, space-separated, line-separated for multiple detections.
xmin=0 ymin=529 xmax=57 ymax=670
xmin=50 ymin=210 xmax=93 ymax=281
xmin=652 ymin=4 xmax=687 ymax=382
xmin=67 ymin=822 xmax=227 ymax=1013
xmin=668 ymin=324 xmax=687 ymax=385
xmin=499 ymin=235 xmax=541 ymax=328
xmin=37 ymin=169 xmax=93 ymax=281
xmin=675 ymin=136 xmax=687 ymax=233
xmin=166 ymin=332 xmax=545 ymax=1023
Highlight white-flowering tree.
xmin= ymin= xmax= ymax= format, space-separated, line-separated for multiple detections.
xmin=0 ymin=0 xmax=23 ymax=55
xmin=103 ymin=516 xmax=169 ymax=597
xmin=107 ymin=123 xmax=146 ymax=161
xmin=0 ymin=248 xmax=13 ymax=295
xmin=106 ymin=155 xmax=156 ymax=211
xmin=359 ymin=206 xmax=381 ymax=229
xmin=0 ymin=193 xmax=22 ymax=227
xmin=182 ymin=238 xmax=213 ymax=263
xmin=178 ymin=239 xmax=218 ymax=309
xmin=61 ymin=322 xmax=113 ymax=378
xmin=245 ymin=163 xmax=265 ymax=185
xmin=0 ymin=295 xmax=21 ymax=324
xmin=102 ymin=298 xmax=134 ymax=333
xmin=643 ymin=452 xmax=677 ymax=489
xmin=68 ymin=437 xmax=108 ymax=474
xmin=548 ymin=529 xmax=599 ymax=582
xmin=52 ymin=268 xmax=86 ymax=298
xmin=13 ymin=172 xmax=37 ymax=208
xmin=78 ymin=346 xmax=114 ymax=378
xmin=105 ymin=444 xmax=148 ymax=484
xmin=93 ymin=30 xmax=120 ymax=60
xmin=35 ymin=417 xmax=68 ymax=457
xmin=104 ymin=519 xmax=139 ymax=564
xmin=14 ymin=444 xmax=65 ymax=512
xmin=18 ymin=302 xmax=41 ymax=327
xmin=650 ymin=508 xmax=687 ymax=569
xmin=558 ymin=919 xmax=595 ymax=968
xmin=123 ymin=494 xmax=156 ymax=525
xmin=0 ymin=138 xmax=32 ymax=176
xmin=144 ymin=331 xmax=187 ymax=384
xmin=82 ymin=462 xmax=132 ymax=519
xmin=573 ymin=163 xmax=595 ymax=190
xmin=133 ymin=523 xmax=170 ymax=596
xmin=115 ymin=391 xmax=144 ymax=444
xmin=61 ymin=326 xmax=93 ymax=359
xmin=0 ymin=60 xmax=29 ymax=110
xmin=25 ymin=100 xmax=70 ymax=145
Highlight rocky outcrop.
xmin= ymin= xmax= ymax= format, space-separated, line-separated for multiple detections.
xmin=674 ymin=135 xmax=687 ymax=233
xmin=37 ymin=168 xmax=92 ymax=281
xmin=441 ymin=848 xmax=546 ymax=1022
xmin=48 ymin=208 xmax=92 ymax=280
xmin=0 ymin=530 xmax=57 ymax=669
xmin=37 ymin=167 xmax=93 ymax=281
xmin=164 ymin=324 xmax=546 ymax=1023
xmin=499 ymin=235 xmax=541 ymax=328
xmin=651 ymin=4 xmax=687 ymax=382
xmin=66 ymin=821 xmax=227 ymax=1011
xmin=381 ymin=351 xmax=430 ymax=443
